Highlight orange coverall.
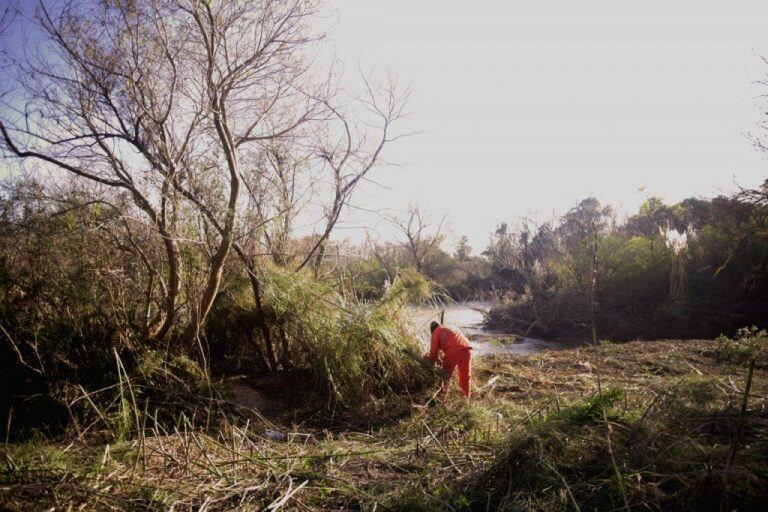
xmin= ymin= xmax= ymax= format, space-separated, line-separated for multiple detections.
xmin=429 ymin=325 xmax=472 ymax=397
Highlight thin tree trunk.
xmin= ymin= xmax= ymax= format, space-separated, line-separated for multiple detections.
xmin=247 ymin=269 xmax=279 ymax=372
xmin=245 ymin=327 xmax=269 ymax=372
xmin=182 ymin=8 xmax=241 ymax=349
xmin=153 ymin=233 xmax=180 ymax=343
xmin=589 ymin=222 xmax=599 ymax=345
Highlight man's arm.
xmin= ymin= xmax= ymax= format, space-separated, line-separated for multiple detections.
xmin=428 ymin=329 xmax=440 ymax=364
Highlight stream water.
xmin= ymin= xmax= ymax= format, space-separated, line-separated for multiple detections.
xmin=408 ymin=302 xmax=585 ymax=356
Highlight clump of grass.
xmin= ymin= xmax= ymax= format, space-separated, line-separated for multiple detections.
xmin=54 ymin=346 xmax=233 ymax=448
xmin=717 ymin=326 xmax=767 ymax=364
xmin=461 ymin=379 xmax=768 ymax=512
xmin=2 ymin=439 xmax=74 ymax=475
xmin=546 ymin=388 xmax=624 ymax=427
xmin=262 ymin=266 xmax=438 ymax=411
xmin=133 ymin=349 xmax=213 ymax=397
xmin=655 ymin=375 xmax=719 ymax=413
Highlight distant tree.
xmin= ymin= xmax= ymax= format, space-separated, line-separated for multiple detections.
xmin=625 ymin=197 xmax=683 ymax=237
xmin=557 ymin=198 xmax=612 ymax=255
xmin=483 ymin=222 xmax=549 ymax=293
xmin=391 ymin=205 xmax=446 ymax=276
xmin=366 ymin=236 xmax=407 ymax=282
xmin=455 ymin=235 xmax=472 ymax=261
xmin=484 ymin=223 xmax=517 ymax=272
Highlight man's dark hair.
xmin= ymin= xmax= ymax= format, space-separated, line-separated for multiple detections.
xmin=430 ymin=321 xmax=440 ymax=333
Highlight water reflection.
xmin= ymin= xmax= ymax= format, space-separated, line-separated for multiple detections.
xmin=408 ymin=302 xmax=584 ymax=355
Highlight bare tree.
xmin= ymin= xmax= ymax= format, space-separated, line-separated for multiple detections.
xmin=244 ymin=141 xmax=314 ymax=267
xmin=391 ymin=205 xmax=446 ymax=275
xmin=177 ymin=0 xmax=327 ymax=346
xmin=0 ymin=1 xmax=191 ymax=342
xmin=0 ymin=2 xmax=17 ymax=36
xmin=0 ymin=0 xmax=327 ymax=347
xmin=366 ymin=234 xmax=407 ymax=282
xmin=296 ymin=74 xmax=411 ymax=274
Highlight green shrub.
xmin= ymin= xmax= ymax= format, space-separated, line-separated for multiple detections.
xmin=261 ymin=266 xmax=437 ymax=409
xmin=716 ymin=326 xmax=767 ymax=364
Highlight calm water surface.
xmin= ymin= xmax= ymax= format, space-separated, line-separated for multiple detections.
xmin=408 ymin=302 xmax=584 ymax=356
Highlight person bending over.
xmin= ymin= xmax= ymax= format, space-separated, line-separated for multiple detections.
xmin=428 ymin=321 xmax=472 ymax=399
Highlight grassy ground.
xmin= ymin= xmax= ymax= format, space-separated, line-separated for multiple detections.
xmin=2 ymin=339 xmax=766 ymax=511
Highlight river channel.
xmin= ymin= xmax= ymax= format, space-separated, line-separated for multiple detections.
xmin=408 ymin=302 xmax=584 ymax=355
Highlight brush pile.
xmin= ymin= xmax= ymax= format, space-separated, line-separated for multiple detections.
xmin=2 ymin=339 xmax=766 ymax=511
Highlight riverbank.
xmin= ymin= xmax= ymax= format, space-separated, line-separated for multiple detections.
xmin=2 ymin=339 xmax=766 ymax=510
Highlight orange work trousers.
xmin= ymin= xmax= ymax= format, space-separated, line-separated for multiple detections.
xmin=441 ymin=349 xmax=472 ymax=398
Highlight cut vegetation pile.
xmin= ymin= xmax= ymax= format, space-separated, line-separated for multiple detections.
xmin=2 ymin=339 xmax=766 ymax=511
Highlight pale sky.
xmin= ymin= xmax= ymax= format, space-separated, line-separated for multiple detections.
xmin=326 ymin=0 xmax=768 ymax=252
xmin=2 ymin=2 xmax=767 ymax=254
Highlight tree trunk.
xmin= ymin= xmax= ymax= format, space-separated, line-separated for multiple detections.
xmin=152 ymin=233 xmax=181 ymax=343
xmin=247 ymin=270 xmax=279 ymax=372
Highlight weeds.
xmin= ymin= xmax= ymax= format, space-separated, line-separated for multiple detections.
xmin=259 ymin=266 xmax=437 ymax=410
xmin=717 ymin=326 xmax=767 ymax=364
xmin=463 ymin=384 xmax=766 ymax=511
xmin=455 ymin=344 xmax=768 ymax=512
xmin=2 ymin=339 xmax=767 ymax=511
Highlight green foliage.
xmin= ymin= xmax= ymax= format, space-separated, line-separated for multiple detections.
xmin=258 ymin=266 xmax=436 ymax=409
xmin=378 ymin=267 xmax=433 ymax=306
xmin=717 ymin=326 xmax=768 ymax=364
xmin=2 ymin=439 xmax=74 ymax=474
xmin=598 ymin=234 xmax=671 ymax=309
xmin=486 ymin=195 xmax=768 ymax=341
xmin=134 ymin=350 xmax=209 ymax=393
xmin=547 ymin=388 xmax=624 ymax=427
xmin=656 ymin=375 xmax=719 ymax=412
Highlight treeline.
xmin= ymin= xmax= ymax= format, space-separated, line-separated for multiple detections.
xmin=301 ymin=186 xmax=768 ymax=343
xmin=480 ymin=191 xmax=768 ymax=340
xmin=324 ymin=186 xmax=768 ymax=341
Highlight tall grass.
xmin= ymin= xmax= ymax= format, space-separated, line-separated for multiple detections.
xmin=261 ymin=266 xmax=437 ymax=409
xmin=462 ymin=378 xmax=768 ymax=512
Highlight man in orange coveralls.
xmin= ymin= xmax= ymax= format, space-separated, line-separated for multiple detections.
xmin=428 ymin=321 xmax=472 ymax=399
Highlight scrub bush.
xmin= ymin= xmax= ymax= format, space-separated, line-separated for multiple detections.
xmin=258 ymin=266 xmax=437 ymax=409
xmin=716 ymin=326 xmax=768 ymax=364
